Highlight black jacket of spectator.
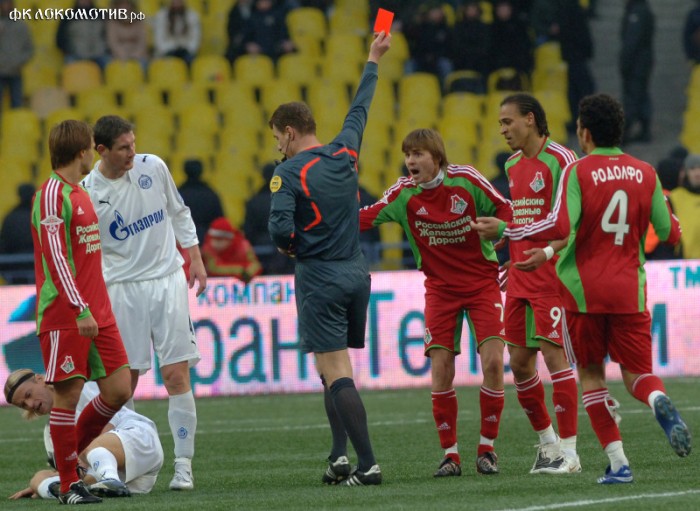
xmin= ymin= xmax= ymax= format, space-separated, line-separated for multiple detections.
xmin=177 ymin=160 xmax=224 ymax=244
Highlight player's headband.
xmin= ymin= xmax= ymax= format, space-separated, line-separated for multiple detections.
xmin=6 ymin=372 xmax=35 ymax=404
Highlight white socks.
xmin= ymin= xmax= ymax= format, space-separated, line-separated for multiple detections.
xmin=168 ymin=390 xmax=197 ymax=459
xmin=86 ymin=447 xmax=120 ymax=481
xmin=605 ymin=440 xmax=629 ymax=472
xmin=536 ymin=425 xmax=558 ymax=445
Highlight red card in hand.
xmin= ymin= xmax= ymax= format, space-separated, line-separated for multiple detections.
xmin=374 ymin=8 xmax=394 ymax=35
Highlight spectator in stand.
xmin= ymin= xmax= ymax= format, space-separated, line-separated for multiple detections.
xmin=225 ymin=0 xmax=253 ymax=63
xmin=645 ymin=157 xmax=683 ymax=260
xmin=242 ymin=0 xmax=295 ymax=62
xmin=152 ymin=0 xmax=201 ymax=66
xmin=550 ymin=0 xmax=595 ymax=130
xmin=106 ymin=0 xmax=149 ymax=70
xmin=684 ymin=0 xmax=700 ymax=64
xmin=490 ymin=0 xmax=534 ymax=76
xmin=450 ymin=1 xmax=492 ymax=92
xmin=201 ymin=217 xmax=262 ymax=282
xmin=404 ymin=1 xmax=453 ymax=86
xmin=242 ymin=162 xmax=295 ymax=275
xmin=0 ymin=183 xmax=35 ymax=256
xmin=0 ymin=182 xmax=36 ymax=284
xmin=670 ymin=154 xmax=700 ymax=259
xmin=177 ymin=159 xmax=224 ymax=246
xmin=0 ymin=0 xmax=33 ymax=110
xmin=620 ymin=0 xmax=655 ymax=144
xmin=56 ymin=0 xmax=110 ymax=69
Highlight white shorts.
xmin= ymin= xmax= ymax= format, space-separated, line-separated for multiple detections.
xmin=108 ymin=270 xmax=200 ymax=374
xmin=108 ymin=416 xmax=164 ymax=494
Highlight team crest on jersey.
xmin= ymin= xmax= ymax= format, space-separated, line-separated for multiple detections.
xmin=450 ymin=195 xmax=467 ymax=215
xmin=138 ymin=175 xmax=152 ymax=189
xmin=530 ymin=171 xmax=545 ymax=193
xmin=270 ymin=175 xmax=282 ymax=193
xmin=60 ymin=356 xmax=75 ymax=374
xmin=424 ymin=328 xmax=432 ymax=344
xmin=40 ymin=215 xmax=63 ymax=235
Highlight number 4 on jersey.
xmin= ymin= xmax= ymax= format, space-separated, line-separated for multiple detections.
xmin=601 ymin=190 xmax=630 ymax=246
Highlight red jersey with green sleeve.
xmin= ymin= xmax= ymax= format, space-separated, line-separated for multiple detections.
xmin=505 ymin=138 xmax=577 ymax=298
xmin=360 ymin=165 xmax=512 ymax=293
xmin=504 ymin=148 xmax=681 ymax=314
xmin=31 ymin=172 xmax=116 ymax=333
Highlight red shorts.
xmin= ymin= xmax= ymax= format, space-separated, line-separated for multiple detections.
xmin=505 ymin=295 xmax=565 ymax=349
xmin=564 ymin=310 xmax=652 ymax=373
xmin=40 ymin=322 xmax=130 ymax=384
xmin=423 ymin=284 xmax=505 ymax=356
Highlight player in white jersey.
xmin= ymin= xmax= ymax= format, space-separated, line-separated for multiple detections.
xmin=6 ymin=370 xmax=164 ymax=500
xmin=82 ymin=115 xmax=207 ymax=490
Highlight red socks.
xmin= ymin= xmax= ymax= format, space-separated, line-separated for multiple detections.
xmin=480 ymin=386 xmax=504 ymax=445
xmin=515 ymin=372 xmax=551 ymax=431
xmin=582 ymin=388 xmax=621 ymax=448
xmin=75 ymin=395 xmax=119 ymax=454
xmin=50 ymin=408 xmax=80 ymax=493
xmin=551 ymin=368 xmax=579 ymax=439
xmin=432 ymin=389 xmax=458 ymax=462
xmin=631 ymin=373 xmax=666 ymax=406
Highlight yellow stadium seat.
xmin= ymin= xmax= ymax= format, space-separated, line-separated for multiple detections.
xmin=259 ymin=80 xmax=303 ymax=117
xmin=178 ymin=103 xmax=220 ymax=137
xmin=534 ymin=42 xmax=563 ymax=71
xmin=104 ymin=60 xmax=145 ymax=94
xmin=276 ymin=53 xmax=319 ymax=88
xmin=74 ymin=89 xmax=121 ymax=123
xmin=379 ymin=223 xmax=405 ymax=270
xmin=22 ymin=57 xmax=60 ymax=98
xmin=148 ymin=57 xmax=190 ymax=95
xmin=207 ymin=0 xmax=236 ymax=17
xmin=1 ymin=108 xmax=42 ymax=144
xmin=133 ymin=105 xmax=177 ymax=139
xmin=215 ymin=81 xmax=257 ymax=111
xmin=286 ymin=7 xmax=327 ymax=44
xmin=121 ymin=85 xmax=166 ymax=115
xmin=292 ymin=35 xmax=323 ymax=59
xmin=444 ymin=70 xmax=486 ymax=94
xmin=30 ymin=87 xmax=71 ymax=120
xmin=218 ymin=128 xmax=260 ymax=161
xmin=398 ymin=73 xmax=442 ymax=113
xmin=535 ymin=89 xmax=571 ymax=124
xmin=329 ymin=11 xmax=368 ymax=37
xmin=442 ymin=92 xmax=484 ymax=120
xmin=440 ymin=120 xmax=478 ymax=164
xmin=325 ymin=33 xmax=366 ymax=65
xmin=168 ymin=83 xmax=212 ymax=111
xmin=44 ymin=108 xmax=84 ymax=130
xmin=192 ymin=54 xmax=232 ymax=85
xmin=487 ymin=67 xmax=529 ymax=93
xmin=200 ymin=13 xmax=228 ymax=55
xmin=367 ymin=78 xmax=396 ymax=129
xmin=307 ymin=79 xmax=350 ymax=122
xmin=233 ymin=54 xmax=275 ymax=89
xmin=135 ymin=131 xmax=172 ymax=158
xmin=61 ymin=61 xmax=103 ymax=96
xmin=319 ymin=55 xmax=361 ymax=87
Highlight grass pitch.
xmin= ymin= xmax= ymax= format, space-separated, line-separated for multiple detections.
xmin=1 ymin=378 xmax=697 ymax=510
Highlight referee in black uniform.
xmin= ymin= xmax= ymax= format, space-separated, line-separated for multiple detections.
xmin=268 ymin=31 xmax=391 ymax=486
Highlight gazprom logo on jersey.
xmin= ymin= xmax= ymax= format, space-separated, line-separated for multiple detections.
xmin=109 ymin=209 xmax=165 ymax=241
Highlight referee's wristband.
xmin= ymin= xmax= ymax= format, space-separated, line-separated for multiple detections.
xmin=543 ymin=245 xmax=555 ymax=261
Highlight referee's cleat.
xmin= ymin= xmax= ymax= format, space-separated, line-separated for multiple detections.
xmin=89 ymin=479 xmax=131 ymax=498
xmin=476 ymin=451 xmax=499 ymax=475
xmin=597 ymin=464 xmax=633 ymax=484
xmin=322 ymin=456 xmax=351 ymax=485
xmin=343 ymin=465 xmax=382 ymax=486
xmin=433 ymin=457 xmax=461 ymax=477
xmin=653 ymin=395 xmax=692 ymax=457
xmin=58 ymin=480 xmax=102 ymax=505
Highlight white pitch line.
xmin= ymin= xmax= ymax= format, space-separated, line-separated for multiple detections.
xmin=492 ymin=489 xmax=700 ymax=511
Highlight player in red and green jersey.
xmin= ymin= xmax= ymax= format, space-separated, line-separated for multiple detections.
xmin=30 ymin=120 xmax=131 ymax=504
xmin=473 ymin=94 xmax=691 ymax=484
xmin=360 ymin=129 xmax=511 ymax=477
xmin=497 ymin=94 xmax=581 ymax=475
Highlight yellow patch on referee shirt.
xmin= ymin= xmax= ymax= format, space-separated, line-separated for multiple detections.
xmin=270 ymin=175 xmax=282 ymax=193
